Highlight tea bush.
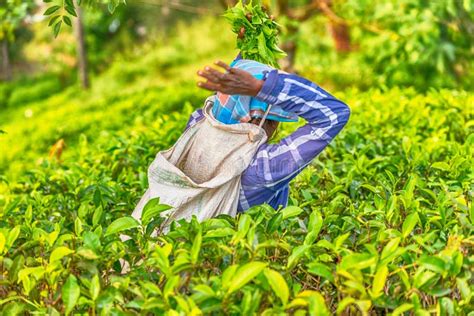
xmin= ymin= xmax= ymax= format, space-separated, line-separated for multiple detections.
xmin=0 ymin=16 xmax=473 ymax=316
xmin=0 ymin=75 xmax=64 ymax=110
xmin=0 ymin=84 xmax=472 ymax=314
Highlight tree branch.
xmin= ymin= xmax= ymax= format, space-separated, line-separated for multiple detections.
xmin=284 ymin=0 xmax=320 ymax=21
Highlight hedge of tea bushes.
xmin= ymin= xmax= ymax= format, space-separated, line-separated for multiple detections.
xmin=0 ymin=86 xmax=472 ymax=315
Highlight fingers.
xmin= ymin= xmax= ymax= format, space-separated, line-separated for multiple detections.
xmin=214 ymin=60 xmax=232 ymax=72
xmin=197 ymin=80 xmax=222 ymax=92
xmin=196 ymin=61 xmax=237 ymax=93
xmin=197 ymin=69 xmax=220 ymax=83
xmin=206 ymin=67 xmax=228 ymax=80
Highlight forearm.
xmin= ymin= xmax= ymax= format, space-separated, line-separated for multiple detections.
xmin=255 ymin=70 xmax=351 ymax=141
xmin=242 ymin=71 xmax=350 ymax=186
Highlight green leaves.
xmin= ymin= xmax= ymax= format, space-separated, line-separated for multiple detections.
xmin=104 ymin=216 xmax=140 ymax=236
xmin=371 ymin=265 xmax=388 ymax=298
xmin=1 ymin=18 xmax=473 ymax=313
xmin=381 ymin=237 xmax=401 ymax=262
xmin=90 ymin=274 xmax=100 ymax=301
xmin=49 ymin=246 xmax=74 ymax=264
xmin=287 ymin=244 xmax=310 ymax=270
xmin=63 ymin=15 xmax=72 ymax=27
xmin=0 ymin=227 xmax=20 ymax=255
xmin=53 ymin=21 xmax=62 ymax=38
xmin=190 ymin=229 xmax=202 ymax=265
xmin=402 ymin=212 xmax=419 ymax=238
xmin=340 ymin=252 xmax=377 ymax=271
xmin=62 ymin=275 xmax=80 ymax=315
xmin=43 ymin=0 xmax=126 ymax=37
xmin=0 ymin=232 xmax=5 ymax=254
xmin=141 ymin=197 xmax=171 ymax=226
xmin=225 ymin=262 xmax=267 ymax=294
xmin=225 ymin=1 xmax=286 ymax=67
xmin=281 ymin=205 xmax=303 ymax=220
xmin=456 ymin=278 xmax=472 ymax=302
xmin=307 ymin=262 xmax=334 ymax=283
xmin=64 ymin=4 xmax=77 ymax=17
xmin=418 ymin=255 xmax=446 ymax=274
xmin=304 ymin=209 xmax=323 ymax=245
xmin=43 ymin=5 xmax=60 ymax=16
xmin=263 ymin=268 xmax=289 ymax=305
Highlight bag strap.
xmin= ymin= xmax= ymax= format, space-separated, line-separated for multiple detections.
xmin=205 ymin=95 xmax=216 ymax=108
xmin=258 ymin=103 xmax=273 ymax=128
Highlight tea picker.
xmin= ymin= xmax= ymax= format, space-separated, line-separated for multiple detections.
xmin=129 ymin=0 xmax=350 ymax=235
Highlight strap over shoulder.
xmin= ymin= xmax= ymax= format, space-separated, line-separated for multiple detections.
xmin=202 ymin=96 xmax=268 ymax=143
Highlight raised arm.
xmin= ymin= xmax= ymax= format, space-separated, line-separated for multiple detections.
xmin=241 ymin=70 xmax=351 ymax=187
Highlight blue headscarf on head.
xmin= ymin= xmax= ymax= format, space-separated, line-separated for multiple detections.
xmin=212 ymin=59 xmax=298 ymax=124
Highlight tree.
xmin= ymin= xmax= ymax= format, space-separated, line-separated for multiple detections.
xmin=219 ymin=0 xmax=351 ymax=71
xmin=40 ymin=0 xmax=126 ymax=89
xmin=0 ymin=0 xmax=31 ymax=81
xmin=335 ymin=0 xmax=474 ymax=89
xmin=1 ymin=36 xmax=11 ymax=81
xmin=42 ymin=0 xmax=126 ymax=37
xmin=75 ymin=3 xmax=89 ymax=89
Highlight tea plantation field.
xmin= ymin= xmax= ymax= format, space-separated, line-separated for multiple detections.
xmin=0 ymin=20 xmax=473 ymax=316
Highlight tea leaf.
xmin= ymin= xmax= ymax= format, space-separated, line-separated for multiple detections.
xmin=456 ymin=278 xmax=471 ymax=301
xmin=0 ymin=232 xmax=5 ymax=254
xmin=392 ymin=303 xmax=414 ymax=315
xmin=304 ymin=209 xmax=323 ymax=245
xmin=191 ymin=229 xmax=202 ymax=265
xmin=431 ymin=161 xmax=450 ymax=171
xmin=226 ymin=262 xmax=267 ymax=294
xmin=49 ymin=246 xmax=74 ymax=264
xmin=90 ymin=274 xmax=100 ymax=301
xmin=402 ymin=212 xmax=419 ymax=238
xmin=340 ymin=253 xmax=377 ymax=271
xmin=281 ymin=206 xmax=303 ymax=220
xmin=419 ymin=255 xmax=446 ymax=274
xmin=141 ymin=197 xmax=171 ymax=226
xmin=62 ymin=275 xmax=80 ymax=315
xmin=371 ymin=265 xmax=388 ymax=298
xmin=297 ymin=291 xmax=330 ymax=315
xmin=104 ymin=216 xmax=140 ymax=236
xmin=263 ymin=268 xmax=289 ymax=305
xmin=307 ymin=262 xmax=334 ymax=283
xmin=6 ymin=226 xmax=20 ymax=249
xmin=381 ymin=237 xmax=401 ymax=261
xmin=287 ymin=244 xmax=310 ymax=270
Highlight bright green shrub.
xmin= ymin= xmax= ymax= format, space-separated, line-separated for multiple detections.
xmin=0 ymin=86 xmax=472 ymax=314
xmin=0 ymin=82 xmax=13 ymax=109
xmin=0 ymin=14 xmax=472 ymax=316
xmin=7 ymin=76 xmax=62 ymax=108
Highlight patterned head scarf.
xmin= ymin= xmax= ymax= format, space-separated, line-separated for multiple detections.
xmin=212 ymin=59 xmax=298 ymax=124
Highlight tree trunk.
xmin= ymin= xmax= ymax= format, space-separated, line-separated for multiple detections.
xmin=320 ymin=0 xmax=351 ymax=52
xmin=75 ymin=5 xmax=90 ymax=89
xmin=1 ymin=40 xmax=12 ymax=81
xmin=280 ymin=21 xmax=298 ymax=73
xmin=281 ymin=39 xmax=297 ymax=73
xmin=329 ymin=21 xmax=351 ymax=52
